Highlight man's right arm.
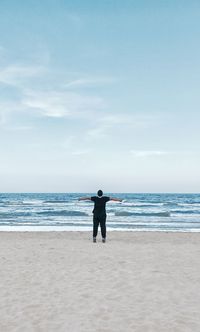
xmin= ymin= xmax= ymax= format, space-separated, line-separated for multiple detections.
xmin=78 ymin=197 xmax=91 ymax=201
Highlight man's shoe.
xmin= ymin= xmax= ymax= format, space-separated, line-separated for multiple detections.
xmin=93 ymin=237 xmax=96 ymax=243
xmin=102 ymin=238 xmax=106 ymax=243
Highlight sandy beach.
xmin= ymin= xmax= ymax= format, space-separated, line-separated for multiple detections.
xmin=0 ymin=231 xmax=200 ymax=332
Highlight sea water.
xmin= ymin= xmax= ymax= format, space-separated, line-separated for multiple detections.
xmin=0 ymin=193 xmax=200 ymax=232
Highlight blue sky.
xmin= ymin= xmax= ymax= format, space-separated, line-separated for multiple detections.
xmin=0 ymin=0 xmax=199 ymax=192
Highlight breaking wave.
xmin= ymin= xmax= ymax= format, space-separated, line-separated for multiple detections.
xmin=115 ymin=211 xmax=171 ymax=217
xmin=37 ymin=210 xmax=88 ymax=217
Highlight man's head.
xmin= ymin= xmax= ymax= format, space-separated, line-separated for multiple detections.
xmin=97 ymin=189 xmax=103 ymax=197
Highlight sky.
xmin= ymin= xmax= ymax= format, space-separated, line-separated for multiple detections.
xmin=0 ymin=0 xmax=200 ymax=193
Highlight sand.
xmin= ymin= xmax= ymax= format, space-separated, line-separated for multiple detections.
xmin=0 ymin=231 xmax=200 ymax=332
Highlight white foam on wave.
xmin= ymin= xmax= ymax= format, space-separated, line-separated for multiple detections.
xmin=0 ymin=225 xmax=200 ymax=233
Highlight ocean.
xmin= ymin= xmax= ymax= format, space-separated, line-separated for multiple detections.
xmin=0 ymin=193 xmax=200 ymax=232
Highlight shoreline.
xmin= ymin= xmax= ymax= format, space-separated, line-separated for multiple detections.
xmin=0 ymin=226 xmax=200 ymax=232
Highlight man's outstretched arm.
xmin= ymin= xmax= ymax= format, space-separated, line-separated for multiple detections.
xmin=78 ymin=197 xmax=91 ymax=201
xmin=110 ymin=197 xmax=123 ymax=202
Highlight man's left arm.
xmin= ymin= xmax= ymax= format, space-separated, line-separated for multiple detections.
xmin=109 ymin=197 xmax=123 ymax=202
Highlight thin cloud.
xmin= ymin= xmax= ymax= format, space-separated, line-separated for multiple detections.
xmin=22 ymin=90 xmax=105 ymax=118
xmin=87 ymin=125 xmax=109 ymax=139
xmin=0 ymin=61 xmax=108 ymax=123
xmin=6 ymin=125 xmax=33 ymax=131
xmin=72 ymin=149 xmax=92 ymax=156
xmin=64 ymin=77 xmax=115 ymax=88
xmin=130 ymin=150 xmax=169 ymax=157
xmin=0 ymin=61 xmax=112 ymax=132
xmin=0 ymin=64 xmax=45 ymax=87
xmin=100 ymin=112 xmax=162 ymax=127
xmin=86 ymin=113 xmax=160 ymax=139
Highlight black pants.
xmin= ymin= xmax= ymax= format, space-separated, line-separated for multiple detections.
xmin=93 ymin=214 xmax=106 ymax=238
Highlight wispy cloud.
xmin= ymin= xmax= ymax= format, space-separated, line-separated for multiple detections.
xmin=22 ymin=90 xmax=105 ymax=118
xmin=87 ymin=125 xmax=109 ymax=139
xmin=6 ymin=125 xmax=33 ymax=131
xmin=72 ymin=149 xmax=92 ymax=156
xmin=130 ymin=150 xmax=169 ymax=157
xmin=0 ymin=64 xmax=45 ymax=87
xmin=0 ymin=61 xmax=108 ymax=126
xmin=86 ymin=113 xmax=160 ymax=139
xmin=0 ymin=60 xmax=116 ymax=132
xmin=64 ymin=77 xmax=115 ymax=88
xmin=59 ymin=135 xmax=92 ymax=156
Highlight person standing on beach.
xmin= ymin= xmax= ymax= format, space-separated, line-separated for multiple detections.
xmin=79 ymin=190 xmax=122 ymax=243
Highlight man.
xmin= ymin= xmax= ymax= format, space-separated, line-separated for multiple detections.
xmin=79 ymin=190 xmax=122 ymax=243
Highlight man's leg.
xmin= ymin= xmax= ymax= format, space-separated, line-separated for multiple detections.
xmin=93 ymin=216 xmax=100 ymax=239
xmin=100 ymin=216 xmax=106 ymax=240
